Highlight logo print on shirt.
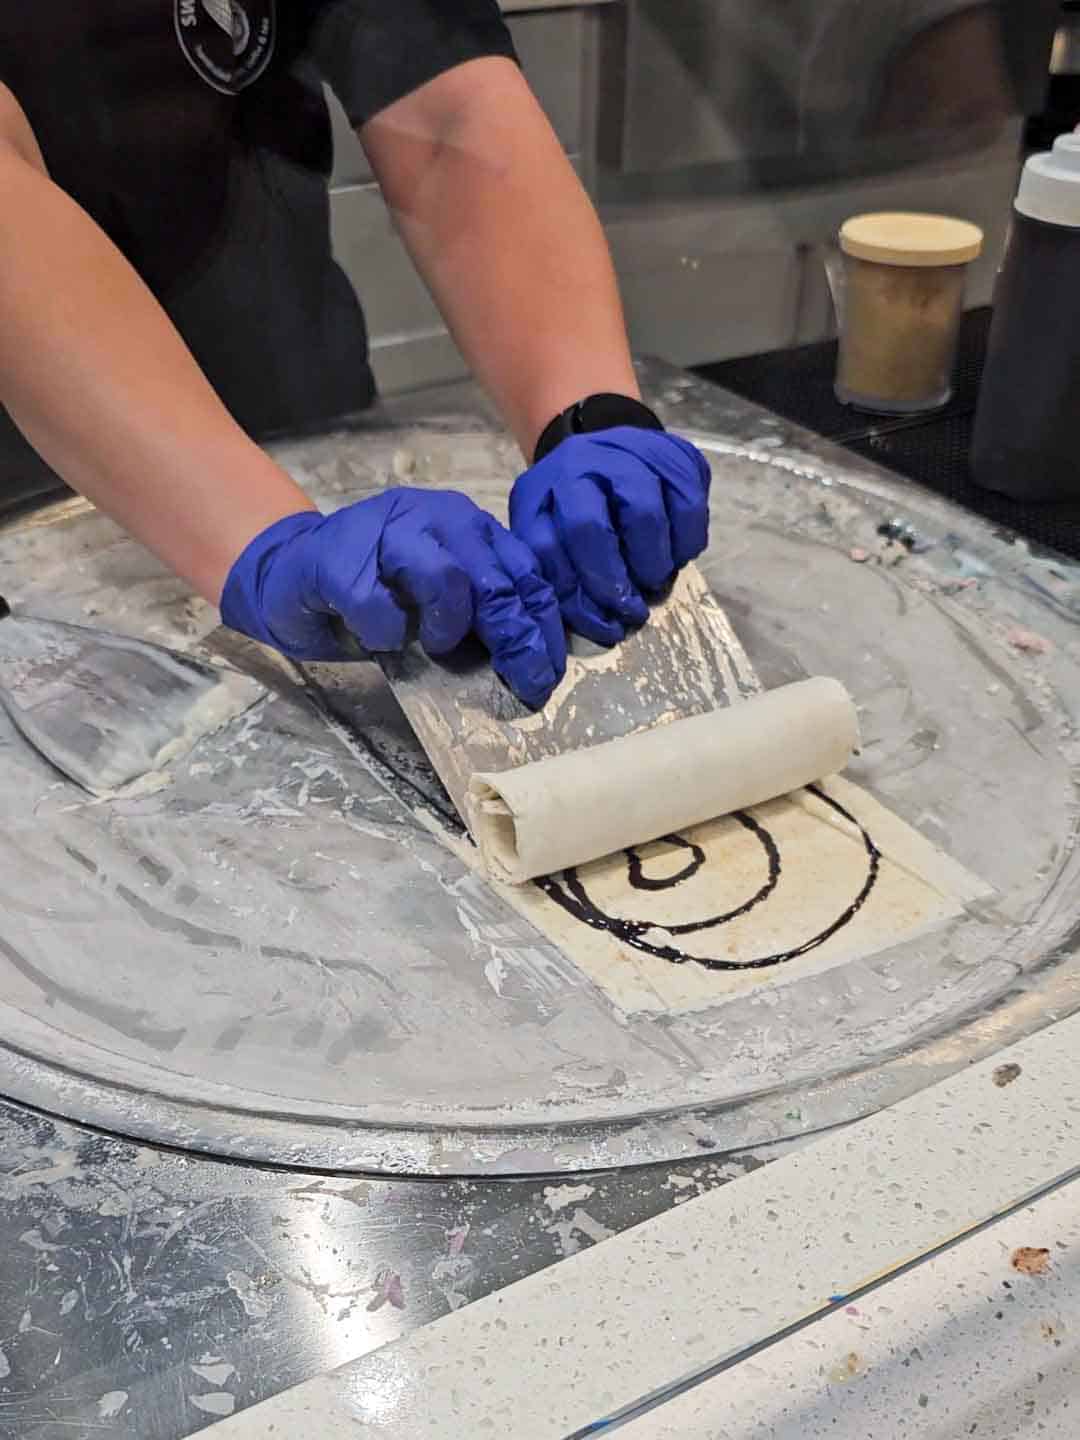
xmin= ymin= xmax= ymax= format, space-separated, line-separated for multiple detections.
xmin=175 ymin=0 xmax=275 ymax=95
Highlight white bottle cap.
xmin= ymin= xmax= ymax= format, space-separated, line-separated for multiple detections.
xmin=1015 ymin=132 xmax=1080 ymax=228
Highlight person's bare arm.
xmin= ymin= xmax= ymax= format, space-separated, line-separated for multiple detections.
xmin=0 ymin=84 xmax=313 ymax=604
xmin=360 ymin=57 xmax=640 ymax=458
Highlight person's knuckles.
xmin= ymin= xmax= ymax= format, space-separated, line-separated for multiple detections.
xmin=624 ymin=429 xmax=704 ymax=473
xmin=555 ymin=511 xmax=623 ymax=586
xmin=566 ymin=540 xmax=646 ymax=622
xmin=420 ymin=550 xmax=471 ymax=610
xmin=420 ymin=612 xmax=472 ymax=656
xmin=418 ymin=578 xmax=474 ymax=655
xmin=628 ymin=551 xmax=676 ymax=595
xmin=517 ymin=569 xmax=560 ymax=612
xmin=666 ymin=487 xmax=710 ymax=564
xmin=619 ymin=438 xmax=710 ymax=568
xmin=343 ymin=587 xmax=408 ymax=653
xmin=572 ymin=512 xmax=617 ymax=553
xmin=479 ymin=595 xmax=563 ymax=690
xmin=623 ymin=434 xmax=710 ymax=499
xmin=427 ymin=491 xmax=485 ymax=538
xmin=412 ymin=552 xmax=468 ymax=609
xmin=376 ymin=510 xmax=425 ymax=575
xmin=514 ymin=515 xmax=577 ymax=601
xmin=673 ymin=434 xmax=713 ymax=480
xmin=525 ymin=595 xmax=568 ymax=675
xmin=530 ymin=526 xmax=570 ymax=579
xmin=263 ymin=601 xmax=337 ymax=659
xmin=487 ymin=619 xmax=559 ymax=704
xmin=626 ymin=544 xmax=675 ymax=594
xmin=473 ymin=563 xmax=520 ymax=606
xmin=617 ymin=501 xmax=675 ymax=590
xmin=508 ymin=629 xmax=559 ymax=677
xmin=563 ymin=592 xmax=625 ymax=646
xmin=616 ymin=476 xmax=668 ymax=524
xmin=490 ymin=525 xmax=546 ymax=581
xmin=475 ymin=595 xmax=541 ymax=660
xmin=314 ymin=563 xmax=372 ymax=633
xmin=674 ymin=515 xmax=709 ymax=566
xmin=508 ymin=485 xmax=546 ymax=535
xmin=497 ymin=633 xmax=557 ymax=679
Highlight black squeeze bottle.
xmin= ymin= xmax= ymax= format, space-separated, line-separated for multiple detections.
xmin=972 ymin=134 xmax=1080 ymax=501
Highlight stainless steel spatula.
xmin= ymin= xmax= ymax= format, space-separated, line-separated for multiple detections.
xmin=0 ymin=596 xmax=263 ymax=795
xmin=311 ymin=564 xmax=758 ymax=827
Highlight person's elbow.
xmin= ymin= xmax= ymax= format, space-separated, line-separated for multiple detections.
xmin=359 ymin=56 xmax=541 ymax=206
xmin=0 ymin=84 xmax=46 ymax=173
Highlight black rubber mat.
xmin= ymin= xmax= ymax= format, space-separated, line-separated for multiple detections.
xmin=695 ymin=308 xmax=1080 ymax=561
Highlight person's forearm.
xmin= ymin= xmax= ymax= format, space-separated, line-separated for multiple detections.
xmin=0 ymin=102 xmax=313 ymax=604
xmin=362 ymin=58 xmax=640 ymax=458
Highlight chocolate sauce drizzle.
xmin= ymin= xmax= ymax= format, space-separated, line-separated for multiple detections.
xmin=536 ymin=786 xmax=881 ymax=972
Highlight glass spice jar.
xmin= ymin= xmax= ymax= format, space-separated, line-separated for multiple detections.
xmin=834 ymin=212 xmax=983 ymax=415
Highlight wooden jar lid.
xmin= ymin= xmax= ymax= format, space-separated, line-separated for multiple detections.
xmin=839 ymin=212 xmax=984 ymax=267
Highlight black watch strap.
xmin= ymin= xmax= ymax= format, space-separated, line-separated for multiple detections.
xmin=533 ymin=393 xmax=665 ymax=464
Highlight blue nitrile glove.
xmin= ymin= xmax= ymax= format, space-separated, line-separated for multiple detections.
xmin=220 ymin=490 xmax=567 ymax=709
xmin=509 ymin=428 xmax=711 ymax=646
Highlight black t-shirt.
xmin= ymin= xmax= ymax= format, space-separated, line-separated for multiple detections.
xmin=0 ymin=1 xmax=515 ymax=508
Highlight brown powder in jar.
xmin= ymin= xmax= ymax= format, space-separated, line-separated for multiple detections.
xmin=837 ymin=257 xmax=967 ymax=409
xmin=835 ymin=213 xmax=983 ymax=414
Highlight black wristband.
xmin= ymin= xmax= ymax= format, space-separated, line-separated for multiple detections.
xmin=533 ymin=393 xmax=665 ymax=464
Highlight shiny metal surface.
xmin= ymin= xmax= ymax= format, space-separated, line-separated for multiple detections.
xmin=0 ymin=363 xmax=1077 ymax=1437
xmin=0 ymin=1096 xmax=780 ymax=1439
xmin=0 ymin=364 xmax=1078 ymax=1175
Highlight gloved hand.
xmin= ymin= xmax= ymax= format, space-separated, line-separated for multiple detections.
xmin=509 ymin=427 xmax=711 ymax=646
xmin=220 ymin=489 xmax=567 ymax=709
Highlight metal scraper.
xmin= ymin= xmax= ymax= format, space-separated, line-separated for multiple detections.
xmin=0 ymin=596 xmax=264 ymax=796
xmin=310 ymin=563 xmax=760 ymax=827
